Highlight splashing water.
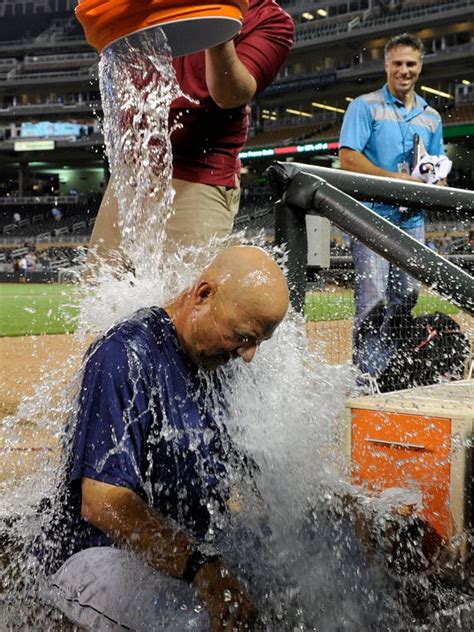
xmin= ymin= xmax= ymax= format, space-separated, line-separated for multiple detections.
xmin=99 ymin=28 xmax=184 ymax=273
xmin=1 ymin=26 xmax=473 ymax=632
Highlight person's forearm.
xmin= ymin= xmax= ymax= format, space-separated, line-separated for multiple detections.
xmin=339 ymin=148 xmax=420 ymax=181
xmin=81 ymin=477 xmax=258 ymax=627
xmin=81 ymin=478 xmax=194 ymax=578
xmin=205 ymin=40 xmax=257 ymax=109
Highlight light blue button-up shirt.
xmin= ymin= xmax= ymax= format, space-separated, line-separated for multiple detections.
xmin=339 ymin=84 xmax=445 ymax=228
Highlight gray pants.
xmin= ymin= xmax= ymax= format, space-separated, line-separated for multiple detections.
xmin=42 ymin=547 xmax=210 ymax=631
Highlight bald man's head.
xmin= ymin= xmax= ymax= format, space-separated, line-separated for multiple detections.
xmin=167 ymin=246 xmax=289 ymax=370
xmin=199 ymin=245 xmax=289 ymax=321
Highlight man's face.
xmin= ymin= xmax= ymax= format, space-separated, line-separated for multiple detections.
xmin=188 ymin=286 xmax=280 ymax=371
xmin=385 ymin=45 xmax=422 ymax=99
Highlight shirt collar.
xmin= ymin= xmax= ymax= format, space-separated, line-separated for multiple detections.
xmin=382 ymin=83 xmax=427 ymax=111
xmin=156 ymin=306 xmax=205 ymax=377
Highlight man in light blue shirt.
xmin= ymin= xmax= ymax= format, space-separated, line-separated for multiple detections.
xmin=339 ymin=32 xmax=446 ymax=380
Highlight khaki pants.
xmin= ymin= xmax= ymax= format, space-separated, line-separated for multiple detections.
xmin=87 ymin=177 xmax=241 ymax=274
xmin=165 ymin=178 xmax=241 ymax=248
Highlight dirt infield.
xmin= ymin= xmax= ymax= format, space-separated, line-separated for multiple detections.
xmin=0 ymin=334 xmax=83 ymax=416
xmin=0 ymin=334 xmax=86 ymax=492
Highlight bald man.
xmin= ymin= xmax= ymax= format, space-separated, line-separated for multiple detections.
xmin=41 ymin=246 xmax=288 ymax=631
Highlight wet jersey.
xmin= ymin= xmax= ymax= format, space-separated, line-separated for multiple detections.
xmin=45 ymin=308 xmax=237 ymax=570
xmin=170 ymin=0 xmax=294 ymax=187
xmin=339 ymin=84 xmax=445 ymax=228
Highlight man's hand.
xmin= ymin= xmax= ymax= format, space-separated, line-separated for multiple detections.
xmin=340 ymin=148 xmax=422 ymax=183
xmin=396 ymin=172 xmax=423 ymax=183
xmin=194 ymin=558 xmax=257 ymax=631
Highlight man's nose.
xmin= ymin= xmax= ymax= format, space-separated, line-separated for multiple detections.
xmin=237 ymin=344 xmax=257 ymax=363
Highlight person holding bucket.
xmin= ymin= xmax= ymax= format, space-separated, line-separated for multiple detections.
xmin=77 ymin=0 xmax=294 ymax=264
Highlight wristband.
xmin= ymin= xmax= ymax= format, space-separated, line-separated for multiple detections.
xmin=181 ymin=543 xmax=221 ymax=584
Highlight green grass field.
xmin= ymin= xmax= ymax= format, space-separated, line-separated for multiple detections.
xmin=0 ymin=283 xmax=460 ymax=337
xmin=305 ymin=288 xmax=459 ymax=321
xmin=0 ymin=283 xmax=80 ymax=337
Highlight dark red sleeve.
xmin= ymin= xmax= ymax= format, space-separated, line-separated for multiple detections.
xmin=235 ymin=0 xmax=294 ymax=95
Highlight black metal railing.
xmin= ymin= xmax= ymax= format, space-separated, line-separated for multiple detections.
xmin=267 ymin=162 xmax=474 ymax=315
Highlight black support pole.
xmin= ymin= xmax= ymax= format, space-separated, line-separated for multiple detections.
xmin=274 ymin=197 xmax=307 ymax=313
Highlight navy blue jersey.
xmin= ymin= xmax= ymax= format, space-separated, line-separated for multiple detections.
xmin=43 ymin=307 xmax=238 ymax=571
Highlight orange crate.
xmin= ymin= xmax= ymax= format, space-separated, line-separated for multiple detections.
xmin=346 ymin=381 xmax=473 ymax=543
xmin=352 ymin=410 xmax=452 ymax=539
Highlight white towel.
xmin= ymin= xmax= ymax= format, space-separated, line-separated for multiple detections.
xmin=412 ymin=154 xmax=452 ymax=185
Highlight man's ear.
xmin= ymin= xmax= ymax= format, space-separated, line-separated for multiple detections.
xmin=194 ymin=281 xmax=216 ymax=305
